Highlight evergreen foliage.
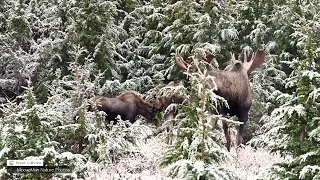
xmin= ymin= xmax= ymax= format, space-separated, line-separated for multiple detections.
xmin=0 ymin=0 xmax=319 ymax=179
xmin=253 ymin=1 xmax=320 ymax=179
xmin=0 ymin=85 xmax=86 ymax=179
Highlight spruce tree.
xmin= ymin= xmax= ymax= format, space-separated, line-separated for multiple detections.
xmin=257 ymin=1 xmax=320 ymax=179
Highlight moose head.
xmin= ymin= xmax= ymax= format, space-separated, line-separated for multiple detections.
xmin=153 ymin=81 xmax=190 ymax=112
xmin=175 ymin=49 xmax=266 ymax=151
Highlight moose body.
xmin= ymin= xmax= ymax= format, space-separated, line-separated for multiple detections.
xmin=206 ymin=65 xmax=252 ymax=150
xmin=175 ymin=50 xmax=265 ymax=151
xmin=90 ymin=91 xmax=155 ymax=124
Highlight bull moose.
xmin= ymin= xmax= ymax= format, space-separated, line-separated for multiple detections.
xmin=175 ymin=49 xmax=266 ymax=151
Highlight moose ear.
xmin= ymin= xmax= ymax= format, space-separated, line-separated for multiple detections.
xmin=204 ymin=53 xmax=214 ymax=63
xmin=153 ymin=98 xmax=164 ymax=111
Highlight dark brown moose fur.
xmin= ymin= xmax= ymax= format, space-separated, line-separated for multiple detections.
xmin=91 ymin=91 xmax=155 ymax=124
xmin=175 ymin=50 xmax=265 ymax=151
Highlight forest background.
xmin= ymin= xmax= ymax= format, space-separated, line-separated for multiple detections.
xmin=0 ymin=0 xmax=319 ymax=179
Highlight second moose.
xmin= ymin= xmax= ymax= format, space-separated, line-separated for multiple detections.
xmin=175 ymin=49 xmax=266 ymax=151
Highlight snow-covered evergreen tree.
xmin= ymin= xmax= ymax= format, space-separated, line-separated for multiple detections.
xmin=1 ymin=0 xmax=319 ymax=179
xmin=255 ymin=1 xmax=320 ymax=179
xmin=158 ymin=48 xmax=240 ymax=179
xmin=0 ymin=85 xmax=86 ymax=179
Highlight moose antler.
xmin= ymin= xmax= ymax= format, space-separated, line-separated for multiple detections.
xmin=175 ymin=52 xmax=189 ymax=71
xmin=242 ymin=49 xmax=265 ymax=73
xmin=230 ymin=52 xmax=236 ymax=64
xmin=175 ymin=52 xmax=214 ymax=71
xmin=176 ymin=49 xmax=265 ymax=73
